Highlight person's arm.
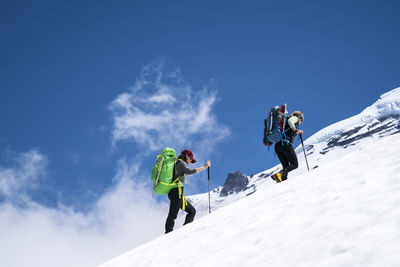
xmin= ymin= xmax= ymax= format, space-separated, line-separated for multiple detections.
xmin=195 ymin=161 xmax=211 ymax=173
xmin=287 ymin=116 xmax=298 ymax=130
xmin=288 ymin=116 xmax=303 ymax=135
xmin=178 ymin=161 xmax=197 ymax=175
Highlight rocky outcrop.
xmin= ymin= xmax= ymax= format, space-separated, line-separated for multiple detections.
xmin=219 ymin=171 xmax=249 ymax=197
xmin=320 ymin=115 xmax=400 ymax=155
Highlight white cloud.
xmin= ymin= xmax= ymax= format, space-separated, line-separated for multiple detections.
xmin=0 ymin=150 xmax=168 ymax=267
xmin=147 ymin=93 xmax=176 ymax=103
xmin=109 ymin=60 xmax=230 ymax=194
xmin=0 ymin=150 xmax=47 ymax=200
xmin=109 ymin=60 xmax=230 ymax=158
xmin=0 ymin=60 xmax=230 ymax=267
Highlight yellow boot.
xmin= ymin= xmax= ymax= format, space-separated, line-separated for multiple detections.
xmin=271 ymin=172 xmax=283 ymax=183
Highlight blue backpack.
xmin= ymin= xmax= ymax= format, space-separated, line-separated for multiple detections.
xmin=263 ymin=104 xmax=288 ymax=146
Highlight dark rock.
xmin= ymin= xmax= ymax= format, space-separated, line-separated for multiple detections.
xmin=306 ymin=144 xmax=314 ymax=151
xmin=320 ymin=150 xmax=329 ymax=155
xmin=258 ymin=171 xmax=274 ymax=180
xmin=219 ymin=170 xmax=249 ymax=197
xmin=246 ymin=190 xmax=256 ymax=197
xmin=326 ymin=125 xmax=366 ymax=148
xmin=322 ymin=116 xmax=399 ymax=155
xmin=368 ymin=121 xmax=380 ymax=130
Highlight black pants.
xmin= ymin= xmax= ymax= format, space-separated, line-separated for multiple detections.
xmin=275 ymin=141 xmax=298 ymax=179
xmin=165 ymin=187 xmax=196 ymax=234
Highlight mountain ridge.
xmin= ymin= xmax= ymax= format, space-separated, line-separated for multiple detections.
xmin=99 ymin=87 xmax=400 ymax=267
xmin=186 ymin=87 xmax=400 ymax=217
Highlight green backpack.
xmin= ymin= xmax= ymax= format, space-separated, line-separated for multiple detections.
xmin=151 ymin=147 xmax=179 ymax=195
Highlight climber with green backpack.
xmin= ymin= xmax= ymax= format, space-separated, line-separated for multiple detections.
xmin=151 ymin=148 xmax=211 ymax=234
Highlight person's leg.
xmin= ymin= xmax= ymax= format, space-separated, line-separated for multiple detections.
xmin=165 ymin=188 xmax=181 ymax=234
xmin=183 ymin=200 xmax=196 ymax=225
xmin=272 ymin=142 xmax=290 ymax=182
xmin=281 ymin=144 xmax=298 ymax=180
xmin=275 ymin=142 xmax=289 ymax=170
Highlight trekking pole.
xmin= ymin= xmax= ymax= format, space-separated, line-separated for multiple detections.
xmin=299 ymin=134 xmax=310 ymax=171
xmin=207 ymin=161 xmax=211 ymax=214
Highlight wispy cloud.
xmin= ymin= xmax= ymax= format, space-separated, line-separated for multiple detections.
xmin=109 ymin=60 xmax=230 ymax=157
xmin=0 ymin=149 xmax=167 ymax=267
xmin=0 ymin=150 xmax=47 ymax=201
xmin=0 ymin=60 xmax=230 ymax=267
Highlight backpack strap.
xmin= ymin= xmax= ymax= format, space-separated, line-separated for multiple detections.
xmin=177 ymin=181 xmax=187 ymax=210
xmin=154 ymin=155 xmax=165 ymax=186
xmin=279 ymin=121 xmax=292 ymax=145
xmin=268 ymin=109 xmax=274 ymax=132
xmin=157 ymin=160 xmax=182 ymax=188
xmin=157 ymin=179 xmax=187 ymax=210
xmin=171 ymin=158 xmax=188 ymax=210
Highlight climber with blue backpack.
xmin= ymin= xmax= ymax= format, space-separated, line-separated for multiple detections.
xmin=151 ymin=148 xmax=211 ymax=234
xmin=263 ymin=105 xmax=304 ymax=182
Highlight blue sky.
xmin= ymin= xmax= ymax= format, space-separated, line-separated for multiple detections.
xmin=2 ymin=0 xmax=400 ymax=203
xmin=1 ymin=0 xmax=400 ymax=203
xmin=0 ymin=1 xmax=400 ymax=264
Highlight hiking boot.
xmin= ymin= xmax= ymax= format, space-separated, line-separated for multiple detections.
xmin=281 ymin=170 xmax=288 ymax=181
xmin=271 ymin=172 xmax=283 ymax=183
xmin=271 ymin=170 xmax=289 ymax=183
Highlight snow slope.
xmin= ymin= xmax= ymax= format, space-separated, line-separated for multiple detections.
xmin=186 ymin=87 xmax=400 ymax=219
xmin=99 ymin=88 xmax=400 ymax=267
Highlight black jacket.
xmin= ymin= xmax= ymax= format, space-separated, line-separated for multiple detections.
xmin=284 ymin=119 xmax=299 ymax=144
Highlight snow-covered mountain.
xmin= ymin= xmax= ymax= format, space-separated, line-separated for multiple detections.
xmin=187 ymin=88 xmax=400 ymax=218
xmin=99 ymin=87 xmax=400 ymax=267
